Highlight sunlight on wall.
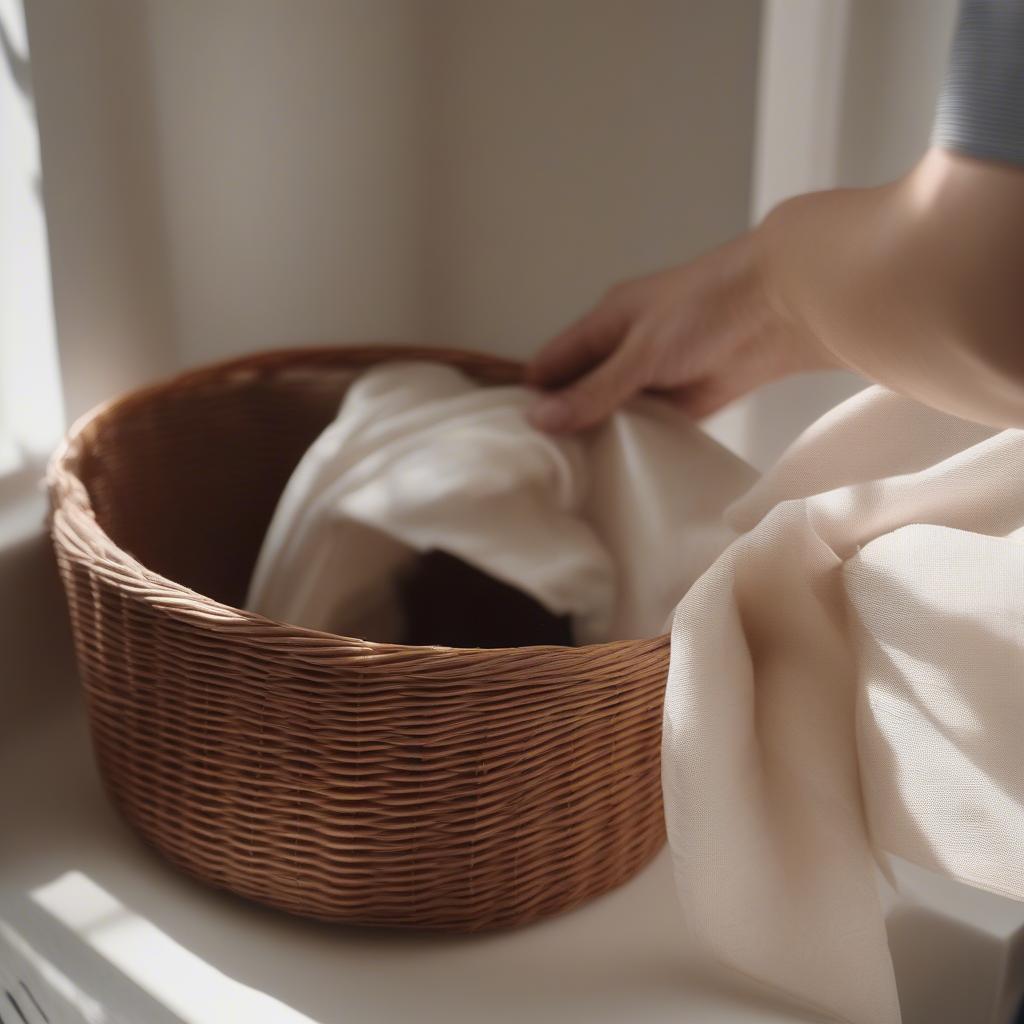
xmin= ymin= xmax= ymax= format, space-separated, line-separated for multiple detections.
xmin=0 ymin=0 xmax=63 ymax=477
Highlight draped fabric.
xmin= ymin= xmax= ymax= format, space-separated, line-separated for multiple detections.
xmin=663 ymin=385 xmax=1024 ymax=1023
xmin=249 ymin=364 xmax=1024 ymax=1023
xmin=245 ymin=360 xmax=754 ymax=644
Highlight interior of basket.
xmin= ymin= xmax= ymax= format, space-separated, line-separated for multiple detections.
xmin=72 ymin=360 xmax=575 ymax=648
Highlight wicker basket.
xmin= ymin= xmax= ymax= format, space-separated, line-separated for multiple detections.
xmin=47 ymin=345 xmax=670 ymax=931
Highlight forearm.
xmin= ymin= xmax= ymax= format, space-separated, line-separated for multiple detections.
xmin=758 ymin=148 xmax=1024 ymax=428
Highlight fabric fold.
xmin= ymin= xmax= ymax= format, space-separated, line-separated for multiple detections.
xmin=246 ymin=360 xmax=755 ymax=645
xmin=664 ymin=385 xmax=1024 ymax=1023
xmin=249 ymin=362 xmax=1024 ymax=1023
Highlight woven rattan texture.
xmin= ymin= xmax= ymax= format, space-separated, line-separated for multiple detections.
xmin=48 ymin=346 xmax=671 ymax=931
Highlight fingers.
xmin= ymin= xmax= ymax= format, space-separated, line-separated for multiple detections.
xmin=526 ymin=287 xmax=640 ymax=432
xmin=673 ymin=361 xmax=774 ymax=420
xmin=672 ymin=379 xmax=741 ymax=420
xmin=525 ymin=299 xmax=629 ymax=390
xmin=528 ymin=333 xmax=648 ymax=432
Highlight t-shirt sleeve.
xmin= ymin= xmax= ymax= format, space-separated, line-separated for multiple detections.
xmin=932 ymin=0 xmax=1024 ymax=166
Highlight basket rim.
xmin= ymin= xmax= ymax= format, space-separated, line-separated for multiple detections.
xmin=47 ymin=343 xmax=670 ymax=664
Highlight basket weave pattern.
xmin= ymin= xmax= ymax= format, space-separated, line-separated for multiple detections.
xmin=48 ymin=346 xmax=670 ymax=930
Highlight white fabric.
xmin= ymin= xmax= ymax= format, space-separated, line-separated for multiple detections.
xmin=245 ymin=361 xmax=755 ymax=643
xmin=249 ymin=364 xmax=1024 ymax=1024
xmin=665 ymin=385 xmax=1024 ymax=1023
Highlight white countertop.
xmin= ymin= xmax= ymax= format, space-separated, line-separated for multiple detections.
xmin=1 ymin=696 xmax=809 ymax=1024
xmin=3 ymin=513 xmax=1022 ymax=1023
xmin=2 ymin=505 xmax=1019 ymax=1024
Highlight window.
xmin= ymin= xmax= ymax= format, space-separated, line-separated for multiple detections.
xmin=0 ymin=0 xmax=63 ymax=494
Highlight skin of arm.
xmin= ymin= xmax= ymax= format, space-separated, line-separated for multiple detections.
xmin=527 ymin=148 xmax=1024 ymax=432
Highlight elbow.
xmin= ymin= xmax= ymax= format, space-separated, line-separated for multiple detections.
xmin=945 ymin=282 xmax=1024 ymax=426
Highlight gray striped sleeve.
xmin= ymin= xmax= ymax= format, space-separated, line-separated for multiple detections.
xmin=932 ymin=0 xmax=1024 ymax=166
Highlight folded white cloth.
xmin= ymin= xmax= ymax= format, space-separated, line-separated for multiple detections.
xmin=665 ymin=385 xmax=1024 ymax=1023
xmin=245 ymin=360 xmax=755 ymax=644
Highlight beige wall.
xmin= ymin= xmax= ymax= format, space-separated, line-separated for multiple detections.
xmin=28 ymin=0 xmax=760 ymax=404
xmin=144 ymin=0 xmax=427 ymax=367
xmin=27 ymin=0 xmax=958 ymax=467
xmin=26 ymin=0 xmax=180 ymax=420
xmin=417 ymin=0 xmax=759 ymax=357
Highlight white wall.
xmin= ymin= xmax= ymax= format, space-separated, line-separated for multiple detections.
xmin=27 ymin=0 xmax=760 ymax=394
xmin=145 ymin=0 xmax=427 ymax=367
xmin=838 ymin=0 xmax=958 ymax=188
xmin=25 ymin=0 xmax=180 ymax=421
xmin=417 ymin=0 xmax=759 ymax=357
xmin=153 ymin=0 xmax=760 ymax=365
xmin=0 ymin=0 xmax=74 ymax=730
xmin=26 ymin=0 xmax=959 ymax=467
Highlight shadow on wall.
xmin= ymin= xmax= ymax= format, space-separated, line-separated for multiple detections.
xmin=0 ymin=504 xmax=76 ymax=737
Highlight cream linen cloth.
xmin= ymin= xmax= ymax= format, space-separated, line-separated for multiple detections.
xmin=249 ymin=363 xmax=1024 ymax=1024
xmin=665 ymin=384 xmax=1024 ymax=1023
xmin=245 ymin=360 xmax=755 ymax=643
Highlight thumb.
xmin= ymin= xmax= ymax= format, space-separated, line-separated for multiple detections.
xmin=528 ymin=337 xmax=647 ymax=432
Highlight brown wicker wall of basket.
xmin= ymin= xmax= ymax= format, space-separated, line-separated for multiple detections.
xmin=47 ymin=345 xmax=671 ymax=931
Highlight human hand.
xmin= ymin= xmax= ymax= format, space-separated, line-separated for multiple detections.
xmin=529 ymin=147 xmax=1024 ymax=435
xmin=525 ymin=229 xmax=833 ymax=433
